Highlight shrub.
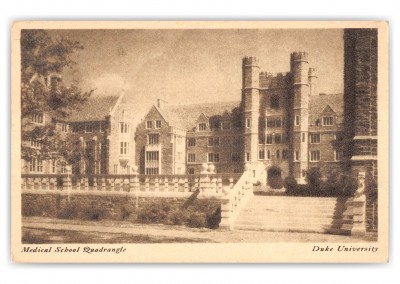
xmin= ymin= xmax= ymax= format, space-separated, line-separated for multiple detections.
xmin=136 ymin=202 xmax=171 ymax=224
xmin=22 ymin=231 xmax=48 ymax=244
xmin=120 ymin=203 xmax=135 ymax=221
xmin=81 ymin=206 xmax=108 ymax=221
xmin=22 ymin=197 xmax=58 ymax=217
xmin=56 ymin=201 xmax=82 ymax=219
xmin=164 ymin=209 xmax=187 ymax=226
xmin=306 ymin=167 xmax=322 ymax=190
xmin=284 ymin=176 xmax=298 ymax=194
xmin=186 ymin=211 xmax=207 ymax=228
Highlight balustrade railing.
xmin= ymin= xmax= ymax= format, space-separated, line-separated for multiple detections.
xmin=21 ymin=173 xmax=241 ymax=198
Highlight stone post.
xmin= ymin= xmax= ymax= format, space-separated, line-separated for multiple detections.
xmin=351 ymin=171 xmax=367 ymax=236
xmin=63 ymin=166 xmax=72 ymax=202
xmin=200 ymin=163 xmax=209 ymax=195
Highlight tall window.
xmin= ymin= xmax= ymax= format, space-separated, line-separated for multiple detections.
xmin=29 ymin=158 xmax=43 ymax=173
xmin=208 ymin=153 xmax=220 ymax=163
xmin=148 ymin=133 xmax=159 ymax=145
xmin=51 ymin=159 xmax=56 ymax=173
xmin=276 ymin=150 xmax=280 ymax=159
xmin=187 ymin=138 xmax=196 ymax=147
xmin=266 ymin=134 xmax=273 ymax=145
xmin=187 ymin=153 xmax=196 ymax=163
xmin=274 ymin=134 xmax=282 ymax=144
xmin=155 ymin=120 xmax=162 ymax=129
xmin=61 ymin=162 xmax=67 ymax=174
xmin=114 ymin=164 xmax=118 ymax=174
xmin=120 ymin=123 xmax=130 ymax=133
xmin=198 ymin=123 xmax=207 ymax=131
xmin=295 ymin=115 xmax=300 ymax=126
xmin=246 ymin=152 xmax=250 ymax=162
xmin=323 ymin=116 xmax=334 ymax=126
xmin=258 ymin=149 xmax=265 ymax=160
xmin=61 ymin=124 xmax=68 ymax=133
xmin=31 ymin=113 xmax=44 ymax=124
xmin=120 ymin=142 xmax=129 ymax=155
xmin=294 ymin=151 xmax=299 ymax=161
xmin=310 ymin=133 xmax=321 ymax=144
xmin=30 ymin=139 xmax=41 ymax=148
xmin=146 ymin=121 xmax=153 ymax=129
xmin=246 ymin=118 xmax=251 ymax=128
xmin=267 ymin=150 xmax=271 ymax=160
xmin=208 ymin=137 xmax=219 ymax=147
xmin=310 ymin=150 xmax=321 ymax=161
xmin=72 ymin=125 xmax=79 ymax=133
xmin=145 ymin=151 xmax=159 ymax=174
xmin=335 ymin=150 xmax=343 ymax=161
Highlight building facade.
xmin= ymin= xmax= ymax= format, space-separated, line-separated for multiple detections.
xmin=136 ymin=52 xmax=345 ymax=186
xmin=21 ymin=75 xmax=135 ymax=175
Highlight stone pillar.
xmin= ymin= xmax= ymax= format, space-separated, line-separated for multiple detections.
xmin=351 ymin=171 xmax=367 ymax=236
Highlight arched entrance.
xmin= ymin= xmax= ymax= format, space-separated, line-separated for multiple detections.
xmin=267 ymin=166 xmax=283 ymax=189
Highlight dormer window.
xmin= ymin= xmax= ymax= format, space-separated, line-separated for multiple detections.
xmin=323 ymin=116 xmax=333 ymax=126
xmin=32 ymin=113 xmax=44 ymax=124
xmin=146 ymin=121 xmax=153 ymax=129
xmin=120 ymin=122 xmax=130 ymax=133
xmin=198 ymin=123 xmax=207 ymax=131
xmin=155 ymin=120 xmax=162 ymax=129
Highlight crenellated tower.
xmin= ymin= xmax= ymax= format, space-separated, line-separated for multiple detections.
xmin=242 ymin=56 xmax=260 ymax=167
xmin=290 ymin=52 xmax=310 ymax=183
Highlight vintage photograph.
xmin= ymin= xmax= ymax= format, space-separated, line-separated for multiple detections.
xmin=11 ymin=21 xmax=388 ymax=262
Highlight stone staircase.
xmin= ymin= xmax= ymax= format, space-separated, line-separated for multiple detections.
xmin=234 ymin=195 xmax=354 ymax=235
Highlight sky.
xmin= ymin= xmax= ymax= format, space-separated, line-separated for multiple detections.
xmin=49 ymin=29 xmax=344 ymax=120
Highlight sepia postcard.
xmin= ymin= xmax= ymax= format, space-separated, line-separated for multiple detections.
xmin=11 ymin=21 xmax=389 ymax=263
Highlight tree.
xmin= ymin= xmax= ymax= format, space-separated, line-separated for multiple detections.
xmin=21 ymin=29 xmax=93 ymax=167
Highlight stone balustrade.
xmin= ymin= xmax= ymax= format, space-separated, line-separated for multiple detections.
xmin=21 ymin=171 xmax=241 ymax=199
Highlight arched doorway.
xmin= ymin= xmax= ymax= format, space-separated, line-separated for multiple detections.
xmin=267 ymin=166 xmax=283 ymax=189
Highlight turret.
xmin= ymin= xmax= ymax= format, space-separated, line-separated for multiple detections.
xmin=308 ymin=67 xmax=318 ymax=96
xmin=242 ymin=56 xmax=260 ymax=166
xmin=48 ymin=73 xmax=62 ymax=93
xmin=290 ymin=51 xmax=310 ymax=183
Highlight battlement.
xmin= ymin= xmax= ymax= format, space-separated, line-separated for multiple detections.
xmin=259 ymin=71 xmax=290 ymax=89
xmin=259 ymin=71 xmax=289 ymax=78
xmin=308 ymin=67 xmax=318 ymax=77
xmin=242 ymin=56 xmax=259 ymax=66
xmin=290 ymin=51 xmax=309 ymax=62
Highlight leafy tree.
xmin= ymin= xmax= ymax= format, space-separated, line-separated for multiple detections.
xmin=21 ymin=29 xmax=93 ymax=168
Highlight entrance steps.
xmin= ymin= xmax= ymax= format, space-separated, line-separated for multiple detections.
xmin=234 ymin=195 xmax=354 ymax=235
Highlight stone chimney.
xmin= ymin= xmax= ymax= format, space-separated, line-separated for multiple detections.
xmin=157 ymin=98 xmax=168 ymax=109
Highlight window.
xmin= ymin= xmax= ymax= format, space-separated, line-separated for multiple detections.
xmin=155 ymin=120 xmax=162 ymax=129
xmin=145 ymin=151 xmax=160 ymax=175
xmin=274 ymin=134 xmax=282 ymax=144
xmin=114 ymin=164 xmax=118 ymax=174
xmin=148 ymin=133 xmax=159 ymax=145
xmin=146 ymin=121 xmax=153 ymax=129
xmin=267 ymin=119 xmax=275 ymax=128
xmin=188 ymin=168 xmax=195 ymax=175
xmin=31 ymin=113 xmax=44 ymax=124
xmin=72 ymin=125 xmax=79 ymax=133
xmin=266 ymin=134 xmax=273 ymax=145
xmin=61 ymin=124 xmax=68 ymax=133
xmin=187 ymin=153 xmax=196 ymax=163
xmin=323 ymin=116 xmax=334 ymax=126
xmin=30 ymin=139 xmax=41 ymax=148
xmin=295 ymin=116 xmax=300 ymax=126
xmin=84 ymin=141 xmax=91 ymax=153
xmin=187 ymin=138 xmax=196 ymax=147
xmin=246 ymin=118 xmax=251 ymax=128
xmin=222 ymin=121 xmax=231 ymax=130
xmin=60 ymin=162 xmax=67 ymax=174
xmin=120 ymin=142 xmax=129 ymax=155
xmin=335 ymin=150 xmax=343 ymax=161
xmin=120 ymin=123 xmax=130 ymax=133
xmin=85 ymin=124 xmax=93 ymax=133
xmin=267 ymin=150 xmax=271 ymax=160
xmin=270 ymin=95 xmax=280 ymax=109
xmin=208 ymin=153 xmax=220 ymax=163
xmin=100 ymin=122 xmax=106 ymax=132
xmin=310 ymin=133 xmax=321 ymax=144
xmin=208 ymin=137 xmax=219 ymax=147
xmin=276 ymin=150 xmax=280 ymax=159
xmin=283 ymin=149 xmax=290 ymax=160
xmin=294 ymin=151 xmax=299 ymax=161
xmin=258 ymin=149 xmax=265 ymax=160
xmin=310 ymin=150 xmax=321 ymax=161
xmin=51 ymin=159 xmax=56 ymax=173
xmin=29 ymin=158 xmax=43 ymax=173
xmin=198 ymin=123 xmax=207 ymax=131
xmin=246 ymin=152 xmax=250 ymax=162
xmin=231 ymin=152 xmax=240 ymax=162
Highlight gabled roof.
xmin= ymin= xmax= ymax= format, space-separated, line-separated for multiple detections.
xmin=309 ymin=93 xmax=344 ymax=124
xmin=67 ymin=95 xmax=121 ymax=122
xmin=157 ymin=101 xmax=241 ymax=130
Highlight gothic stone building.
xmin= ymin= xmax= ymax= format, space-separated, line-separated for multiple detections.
xmin=22 ymin=84 xmax=135 ymax=175
xmin=136 ymin=52 xmax=345 ymax=185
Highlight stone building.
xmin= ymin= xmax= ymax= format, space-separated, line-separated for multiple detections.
xmin=21 ymin=77 xmax=135 ymax=175
xmin=136 ymin=52 xmax=345 ymax=186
